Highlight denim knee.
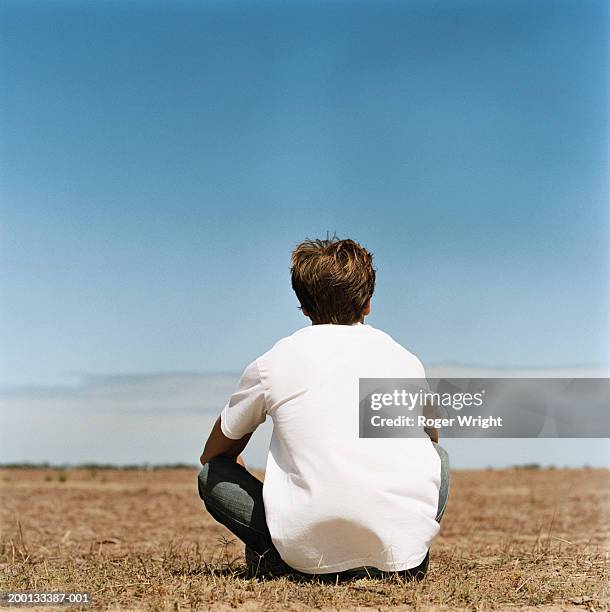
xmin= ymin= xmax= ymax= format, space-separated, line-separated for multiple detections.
xmin=434 ymin=443 xmax=449 ymax=465
xmin=197 ymin=462 xmax=212 ymax=501
xmin=197 ymin=457 xmax=230 ymax=503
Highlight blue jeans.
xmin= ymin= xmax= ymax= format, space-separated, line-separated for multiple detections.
xmin=197 ymin=442 xmax=450 ymax=580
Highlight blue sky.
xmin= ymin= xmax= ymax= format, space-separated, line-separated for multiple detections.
xmin=0 ymin=0 xmax=608 ymax=466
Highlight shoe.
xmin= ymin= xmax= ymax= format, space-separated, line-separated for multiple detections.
xmin=245 ymin=546 xmax=289 ymax=577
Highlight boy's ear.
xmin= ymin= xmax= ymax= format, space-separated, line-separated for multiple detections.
xmin=363 ymin=300 xmax=371 ymax=316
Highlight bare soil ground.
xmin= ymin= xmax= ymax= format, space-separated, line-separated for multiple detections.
xmin=0 ymin=467 xmax=608 ymax=611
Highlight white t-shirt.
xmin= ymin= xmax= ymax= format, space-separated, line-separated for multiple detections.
xmin=220 ymin=323 xmax=441 ymax=574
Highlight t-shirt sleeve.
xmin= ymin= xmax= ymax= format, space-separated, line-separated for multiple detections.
xmin=416 ymin=359 xmax=430 ymax=390
xmin=220 ymin=360 xmax=268 ymax=440
xmin=416 ymin=359 xmax=448 ymax=420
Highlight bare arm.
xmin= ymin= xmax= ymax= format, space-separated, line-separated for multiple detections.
xmin=423 ymin=397 xmax=439 ymax=443
xmin=199 ymin=416 xmax=252 ymax=466
xmin=425 ymin=425 xmax=439 ymax=443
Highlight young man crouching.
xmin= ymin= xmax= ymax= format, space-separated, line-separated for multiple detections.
xmin=197 ymin=237 xmax=450 ymax=580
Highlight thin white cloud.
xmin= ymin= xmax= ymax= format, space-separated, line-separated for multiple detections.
xmin=1 ymin=372 xmax=240 ymax=415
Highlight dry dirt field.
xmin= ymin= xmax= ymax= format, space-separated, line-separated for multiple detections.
xmin=0 ymin=467 xmax=608 ymax=611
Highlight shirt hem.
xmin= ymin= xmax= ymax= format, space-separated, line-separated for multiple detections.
xmin=281 ymin=548 xmax=430 ymax=575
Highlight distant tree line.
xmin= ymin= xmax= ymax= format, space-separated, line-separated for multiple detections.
xmin=0 ymin=462 xmax=199 ymax=470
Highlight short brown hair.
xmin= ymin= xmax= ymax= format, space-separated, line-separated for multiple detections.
xmin=290 ymin=237 xmax=376 ymax=325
